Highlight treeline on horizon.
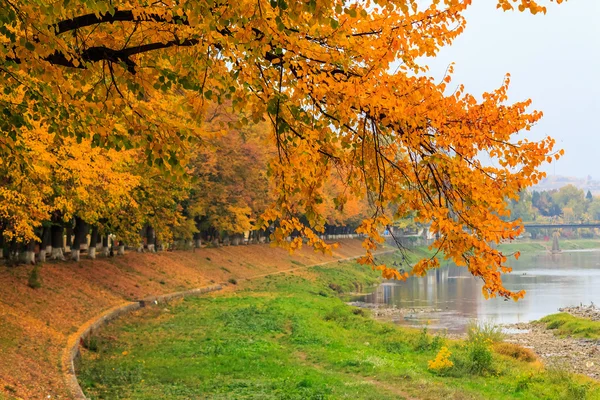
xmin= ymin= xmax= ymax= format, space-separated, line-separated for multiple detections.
xmin=0 ymin=103 xmax=370 ymax=265
xmin=508 ymin=185 xmax=600 ymax=237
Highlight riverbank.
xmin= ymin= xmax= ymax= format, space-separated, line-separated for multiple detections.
xmin=498 ymin=239 xmax=600 ymax=254
xmin=504 ymin=305 xmax=600 ymax=379
xmin=79 ymin=258 xmax=600 ymax=400
xmin=0 ymin=239 xmax=375 ymax=400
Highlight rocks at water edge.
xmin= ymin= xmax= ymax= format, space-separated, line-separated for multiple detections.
xmin=558 ymin=303 xmax=600 ymax=321
xmin=346 ymin=301 xmax=442 ymax=318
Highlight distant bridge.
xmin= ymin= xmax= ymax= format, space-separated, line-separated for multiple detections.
xmin=523 ymin=223 xmax=600 ymax=229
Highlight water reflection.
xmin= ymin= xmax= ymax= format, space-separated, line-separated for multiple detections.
xmin=359 ymin=249 xmax=600 ymax=333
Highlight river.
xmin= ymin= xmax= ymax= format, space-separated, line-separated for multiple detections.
xmin=357 ymin=249 xmax=600 ymax=333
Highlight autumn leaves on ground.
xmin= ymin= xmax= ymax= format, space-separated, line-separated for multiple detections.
xmin=0 ymin=239 xmax=371 ymax=399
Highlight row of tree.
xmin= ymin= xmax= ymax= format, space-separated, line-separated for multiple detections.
xmin=0 ymin=102 xmax=371 ymax=264
xmin=508 ymin=185 xmax=600 ymax=224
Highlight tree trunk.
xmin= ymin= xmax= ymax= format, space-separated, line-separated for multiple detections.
xmin=5 ymin=239 xmax=18 ymax=265
xmin=39 ymin=226 xmax=51 ymax=263
xmin=102 ymin=235 xmax=110 ymax=257
xmin=65 ymin=223 xmax=73 ymax=254
xmin=72 ymin=217 xmax=88 ymax=262
xmin=0 ymin=231 xmax=4 ymax=260
xmin=146 ymin=225 xmax=155 ymax=253
xmin=22 ymin=240 xmax=36 ymax=265
xmin=88 ymin=226 xmax=98 ymax=259
xmin=193 ymin=232 xmax=202 ymax=248
xmin=117 ymin=240 xmax=125 ymax=255
xmin=50 ymin=224 xmax=65 ymax=260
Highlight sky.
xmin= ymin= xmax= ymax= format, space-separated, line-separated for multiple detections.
xmin=422 ymin=1 xmax=600 ymax=179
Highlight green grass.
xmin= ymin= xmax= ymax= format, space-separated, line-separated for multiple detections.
xmin=559 ymin=240 xmax=600 ymax=250
xmin=79 ymin=257 xmax=600 ymax=400
xmin=498 ymin=242 xmax=548 ymax=253
xmin=498 ymin=239 xmax=600 ymax=254
xmin=540 ymin=313 xmax=600 ymax=339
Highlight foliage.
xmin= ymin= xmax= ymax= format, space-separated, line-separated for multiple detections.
xmin=427 ymin=346 xmax=454 ymax=374
xmin=0 ymin=0 xmax=568 ymax=297
xmin=187 ymin=104 xmax=273 ymax=236
xmin=414 ymin=324 xmax=444 ymax=352
xmin=513 ymin=185 xmax=600 ymax=226
xmin=462 ymin=334 xmax=495 ymax=376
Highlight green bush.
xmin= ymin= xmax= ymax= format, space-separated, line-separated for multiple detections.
xmin=413 ymin=326 xmax=445 ymax=352
xmin=413 ymin=326 xmax=431 ymax=351
xmin=466 ymin=339 xmax=494 ymax=375
xmin=450 ymin=325 xmax=496 ymax=376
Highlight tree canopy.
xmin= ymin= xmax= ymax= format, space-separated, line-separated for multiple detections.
xmin=0 ymin=0 xmax=566 ymax=299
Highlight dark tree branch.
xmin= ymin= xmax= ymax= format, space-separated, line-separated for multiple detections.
xmin=42 ymin=38 xmax=200 ymax=73
xmin=54 ymin=9 xmax=189 ymax=34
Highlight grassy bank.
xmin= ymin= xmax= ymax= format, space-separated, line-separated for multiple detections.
xmin=498 ymin=239 xmax=600 ymax=254
xmin=0 ymin=239 xmax=375 ymax=399
xmin=540 ymin=313 xmax=600 ymax=340
xmin=79 ymin=255 xmax=599 ymax=400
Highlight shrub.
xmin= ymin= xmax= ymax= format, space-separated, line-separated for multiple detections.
xmin=466 ymin=320 xmax=504 ymax=343
xmin=413 ymin=325 xmax=444 ymax=352
xmin=466 ymin=339 xmax=494 ymax=375
xmin=492 ymin=342 xmax=537 ymax=362
xmin=27 ymin=266 xmax=42 ymax=289
xmin=428 ymin=346 xmax=454 ymax=375
xmin=414 ymin=325 xmax=431 ymax=351
xmin=452 ymin=324 xmax=496 ymax=376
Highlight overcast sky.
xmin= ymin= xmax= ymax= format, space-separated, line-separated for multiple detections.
xmin=423 ymin=1 xmax=600 ymax=179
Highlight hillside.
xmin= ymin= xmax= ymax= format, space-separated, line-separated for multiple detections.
xmin=0 ymin=239 xmax=376 ymax=400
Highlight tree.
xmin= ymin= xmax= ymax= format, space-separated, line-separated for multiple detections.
xmin=587 ymin=190 xmax=593 ymax=201
xmin=588 ymin=199 xmax=600 ymax=221
xmin=552 ymin=185 xmax=586 ymax=221
xmin=1 ymin=0 xmax=565 ymax=299
xmin=507 ymin=190 xmax=535 ymax=222
xmin=187 ymin=104 xmax=273 ymax=243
